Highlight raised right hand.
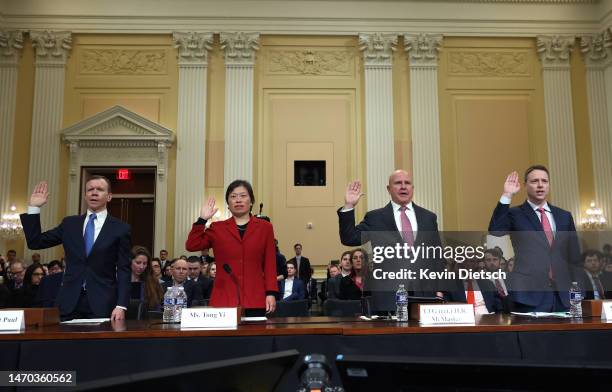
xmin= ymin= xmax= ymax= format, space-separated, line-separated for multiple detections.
xmin=344 ymin=180 xmax=365 ymax=209
xmin=502 ymin=171 xmax=520 ymax=198
xmin=30 ymin=181 xmax=49 ymax=207
xmin=199 ymin=197 xmax=218 ymax=220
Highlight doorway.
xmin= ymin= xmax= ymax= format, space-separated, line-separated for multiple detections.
xmin=81 ymin=167 xmax=156 ymax=254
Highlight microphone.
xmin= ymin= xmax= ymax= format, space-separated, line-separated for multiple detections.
xmin=259 ymin=203 xmax=263 ymax=215
xmin=256 ymin=202 xmax=270 ymax=222
xmin=223 ymin=263 xmax=241 ymax=310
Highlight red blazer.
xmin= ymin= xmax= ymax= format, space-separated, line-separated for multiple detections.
xmin=185 ymin=216 xmax=278 ymax=309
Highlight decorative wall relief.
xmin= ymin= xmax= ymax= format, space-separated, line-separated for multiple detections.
xmin=80 ymin=49 xmax=167 ymax=75
xmin=448 ymin=51 xmax=530 ymax=76
xmin=267 ymin=49 xmax=353 ymax=76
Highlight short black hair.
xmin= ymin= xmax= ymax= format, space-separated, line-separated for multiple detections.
xmin=294 ymin=243 xmax=302 ymax=249
xmin=48 ymin=260 xmax=63 ymax=270
xmin=86 ymin=175 xmax=112 ymax=193
xmin=582 ymin=249 xmax=603 ymax=263
xmin=286 ymin=260 xmax=297 ymax=269
xmin=7 ymin=249 xmax=16 ymax=255
xmin=225 ymin=179 xmax=255 ymax=208
xmin=524 ymin=165 xmax=549 ymax=183
xmin=484 ymin=248 xmax=503 ymax=260
xmin=187 ymin=256 xmax=201 ymax=264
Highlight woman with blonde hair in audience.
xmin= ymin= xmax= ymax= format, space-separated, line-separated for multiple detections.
xmin=130 ymin=248 xmax=164 ymax=310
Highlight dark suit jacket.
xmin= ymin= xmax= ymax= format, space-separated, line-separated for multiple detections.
xmin=20 ymin=212 xmax=131 ymax=318
xmin=287 ymin=256 xmax=312 ymax=283
xmin=338 ymin=275 xmax=364 ymax=300
xmin=192 ymin=276 xmax=213 ymax=300
xmin=338 ymin=202 xmax=445 ymax=311
xmin=326 ymin=275 xmax=343 ymax=300
xmin=161 ymin=279 xmax=203 ymax=307
xmin=33 ymin=272 xmax=64 ymax=308
xmin=277 ymin=278 xmax=306 ymax=301
xmin=575 ymin=269 xmax=610 ymax=300
xmin=488 ymin=201 xmax=581 ymax=308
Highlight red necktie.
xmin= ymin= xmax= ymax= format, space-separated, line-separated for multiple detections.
xmin=399 ymin=206 xmax=414 ymax=247
xmin=494 ymin=279 xmax=506 ymax=298
xmin=593 ymin=275 xmax=606 ymax=299
xmin=466 ymin=280 xmax=475 ymax=306
xmin=537 ymin=207 xmax=555 ymax=281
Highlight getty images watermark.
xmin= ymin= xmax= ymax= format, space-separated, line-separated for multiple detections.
xmin=370 ymin=243 xmax=507 ymax=281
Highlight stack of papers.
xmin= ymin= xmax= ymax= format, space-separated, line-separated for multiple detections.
xmin=511 ymin=312 xmax=571 ymax=319
xmin=60 ymin=318 xmax=110 ymax=324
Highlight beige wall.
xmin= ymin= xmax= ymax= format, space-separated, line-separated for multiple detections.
xmin=439 ymin=37 xmax=549 ymax=231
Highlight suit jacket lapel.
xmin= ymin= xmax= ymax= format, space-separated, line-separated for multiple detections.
xmin=76 ymin=214 xmax=87 ymax=258
xmin=520 ymin=201 xmax=549 ymax=247
xmin=223 ymin=217 xmax=242 ymax=242
xmin=382 ymin=203 xmax=404 ymax=243
xmin=90 ymin=215 xmax=113 ymax=256
xmin=412 ymin=203 xmax=426 ymax=244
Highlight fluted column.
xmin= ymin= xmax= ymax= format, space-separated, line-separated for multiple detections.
xmin=221 ymin=32 xmax=259 ymax=193
xmin=404 ymin=33 xmax=444 ymax=226
xmin=172 ymin=32 xmax=213 ymax=256
xmin=580 ymin=30 xmax=612 ymax=226
xmin=28 ymin=31 xmax=72 ymax=261
xmin=536 ymin=35 xmax=580 ymax=218
xmin=0 ymin=31 xmax=24 ymax=224
xmin=359 ymin=33 xmax=397 ymax=210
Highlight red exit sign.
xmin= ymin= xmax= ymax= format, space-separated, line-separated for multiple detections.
xmin=116 ymin=168 xmax=131 ymax=180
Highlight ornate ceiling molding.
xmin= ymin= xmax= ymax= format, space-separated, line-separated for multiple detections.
xmin=536 ymin=35 xmax=575 ymax=67
xmin=404 ymin=33 xmax=443 ymax=67
xmin=580 ymin=27 xmax=612 ymax=67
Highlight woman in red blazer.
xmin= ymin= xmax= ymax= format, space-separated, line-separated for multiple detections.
xmin=185 ymin=180 xmax=278 ymax=316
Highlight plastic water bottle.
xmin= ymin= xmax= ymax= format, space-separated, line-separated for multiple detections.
xmin=569 ymin=281 xmax=583 ymax=318
xmin=396 ymin=284 xmax=409 ymax=322
xmin=174 ymin=286 xmax=188 ymax=323
xmin=162 ymin=287 xmax=176 ymax=323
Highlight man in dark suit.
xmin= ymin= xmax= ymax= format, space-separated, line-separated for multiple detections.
xmin=20 ymin=177 xmax=131 ymax=320
xmin=337 ymin=170 xmax=445 ymax=312
xmin=287 ymin=244 xmax=312 ymax=286
xmin=162 ymin=258 xmax=203 ymax=306
xmin=33 ymin=271 xmax=64 ymax=307
xmin=488 ymin=166 xmax=581 ymax=312
xmin=575 ymin=250 xmax=609 ymax=300
xmin=277 ymin=261 xmax=306 ymax=301
xmin=186 ymin=256 xmax=213 ymax=300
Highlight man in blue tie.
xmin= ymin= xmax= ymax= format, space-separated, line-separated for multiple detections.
xmin=20 ymin=176 xmax=131 ymax=321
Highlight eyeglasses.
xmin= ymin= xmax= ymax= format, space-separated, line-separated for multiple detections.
xmin=32 ymin=273 xmax=45 ymax=277
xmin=229 ymin=193 xmax=249 ymax=201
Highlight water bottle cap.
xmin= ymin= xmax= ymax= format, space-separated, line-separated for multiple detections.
xmin=572 ymin=281 xmax=577 ymax=284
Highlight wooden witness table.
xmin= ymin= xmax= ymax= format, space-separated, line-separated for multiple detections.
xmin=2 ymin=315 xmax=612 ymax=386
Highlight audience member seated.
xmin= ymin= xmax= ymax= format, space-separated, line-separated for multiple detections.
xmin=506 ymin=257 xmax=515 ymax=273
xmin=207 ymin=262 xmax=217 ymax=280
xmin=576 ymin=250 xmax=610 ymax=300
xmin=47 ymin=260 xmax=63 ymax=275
xmin=151 ymin=258 xmax=164 ymax=283
xmin=328 ymin=251 xmax=351 ymax=300
xmin=319 ymin=263 xmax=341 ymax=304
xmin=277 ymin=260 xmax=305 ymax=301
xmin=187 ymin=255 xmax=213 ymax=299
xmin=20 ymin=262 xmax=46 ymax=307
xmin=131 ymin=248 xmax=164 ymax=311
xmin=161 ymin=259 xmax=175 ymax=283
xmin=275 ymin=239 xmax=287 ymax=282
xmin=338 ymin=249 xmax=367 ymax=300
xmin=6 ymin=261 xmax=26 ymax=306
xmin=0 ymin=282 xmax=9 ymax=307
xmin=161 ymin=258 xmax=202 ymax=306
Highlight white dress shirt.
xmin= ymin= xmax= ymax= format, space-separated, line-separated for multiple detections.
xmin=28 ymin=206 xmax=109 ymax=242
xmin=390 ymin=200 xmax=418 ymax=236
xmin=283 ymin=277 xmax=295 ymax=299
xmin=464 ymin=279 xmax=491 ymax=315
xmin=499 ymin=196 xmax=556 ymax=234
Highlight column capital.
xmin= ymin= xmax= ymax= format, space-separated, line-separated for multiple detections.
xmin=580 ymin=29 xmax=612 ymax=69
xmin=358 ymin=33 xmax=397 ymax=67
xmin=173 ymin=31 xmax=214 ymax=66
xmin=536 ymin=35 xmax=574 ymax=69
xmin=30 ymin=30 xmax=72 ymax=65
xmin=404 ymin=33 xmax=442 ymax=67
xmin=220 ymin=32 xmax=259 ymax=66
xmin=0 ymin=30 xmax=25 ymax=66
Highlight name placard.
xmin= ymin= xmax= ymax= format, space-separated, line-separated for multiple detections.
xmin=0 ymin=310 xmax=25 ymax=331
xmin=601 ymin=301 xmax=612 ymax=321
xmin=419 ymin=304 xmax=475 ymax=325
xmin=181 ymin=307 xmax=238 ymax=329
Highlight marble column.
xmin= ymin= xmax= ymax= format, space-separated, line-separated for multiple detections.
xmin=172 ymin=32 xmax=213 ymax=256
xmin=0 ymin=31 xmax=24 ymax=220
xmin=580 ymin=30 xmax=612 ymax=226
xmin=404 ymin=33 xmax=444 ymax=226
xmin=27 ymin=31 xmax=72 ymax=261
xmin=536 ymin=35 xmax=581 ymax=219
xmin=220 ymin=32 xmax=259 ymax=195
xmin=358 ymin=33 xmax=397 ymax=210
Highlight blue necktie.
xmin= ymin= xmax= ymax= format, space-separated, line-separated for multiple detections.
xmin=84 ymin=213 xmax=97 ymax=256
